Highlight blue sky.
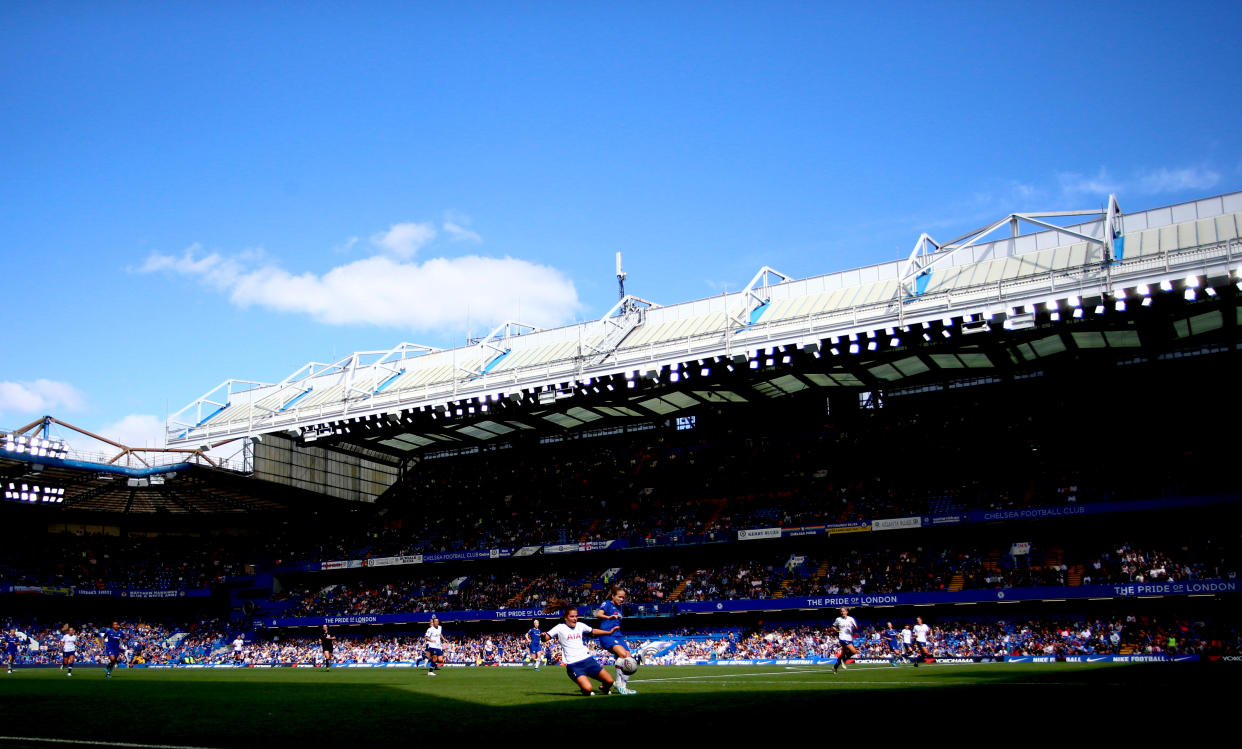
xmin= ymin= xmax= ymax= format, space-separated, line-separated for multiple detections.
xmin=2 ymin=1 xmax=1239 ymax=448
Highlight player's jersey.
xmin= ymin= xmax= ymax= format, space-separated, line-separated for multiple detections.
xmin=834 ymin=616 xmax=859 ymax=642
xmin=102 ymin=628 xmax=123 ymax=654
xmin=884 ymin=627 xmax=898 ymax=644
xmin=527 ymin=627 xmax=541 ymax=650
xmin=61 ymin=634 xmax=77 ymax=653
xmin=597 ymin=600 xmax=623 ymax=632
xmin=900 ymin=627 xmax=913 ymax=645
xmin=425 ymin=625 xmax=443 ymax=650
xmin=547 ymin=622 xmax=593 ymax=663
xmin=233 ymin=638 xmax=244 ymax=652
xmin=913 ymin=624 xmax=931 ymax=644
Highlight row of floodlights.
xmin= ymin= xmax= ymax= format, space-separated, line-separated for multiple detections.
xmin=4 ymin=482 xmax=65 ymax=503
xmin=292 ymin=272 xmax=1238 ymax=439
xmin=2 ymin=433 xmax=69 ymax=459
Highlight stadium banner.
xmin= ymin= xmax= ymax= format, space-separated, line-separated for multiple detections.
xmin=316 ymin=548 xmax=514 ymax=570
xmin=259 ymin=579 xmax=1238 ymax=627
xmin=263 ymin=605 xmax=549 ymax=628
xmin=543 ymin=541 xmax=620 ymax=554
xmin=872 ymin=516 xmax=922 ymax=531
xmin=513 ymin=546 xmax=543 ymax=557
xmin=673 ymin=578 xmax=1239 ymax=613
xmin=738 ymin=527 xmax=782 ymax=541
xmin=0 ymin=585 xmax=210 ymax=598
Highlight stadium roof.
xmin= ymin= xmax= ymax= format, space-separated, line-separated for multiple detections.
xmin=162 ymin=190 xmax=1242 ymax=485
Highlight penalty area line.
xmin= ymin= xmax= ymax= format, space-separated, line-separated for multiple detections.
xmin=0 ymin=737 xmax=218 ymax=749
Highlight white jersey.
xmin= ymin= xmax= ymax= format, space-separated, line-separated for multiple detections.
xmin=833 ymin=616 xmax=859 ymax=642
xmin=61 ymin=634 xmax=77 ymax=653
xmin=233 ymin=637 xmax=244 ymax=652
xmin=425 ymin=625 xmax=443 ymax=650
xmin=548 ymin=622 xmax=593 ymax=663
xmin=913 ymin=623 xmax=931 ymax=644
xmin=900 ymin=627 xmax=913 ymax=645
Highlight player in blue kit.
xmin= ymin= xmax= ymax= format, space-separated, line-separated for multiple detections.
xmin=101 ymin=621 xmax=124 ymax=678
xmin=594 ymin=585 xmax=637 ymax=695
xmin=525 ymin=619 xmax=544 ymax=671
xmin=5 ymin=628 xmax=26 ymax=674
xmin=884 ymin=621 xmax=904 ymax=666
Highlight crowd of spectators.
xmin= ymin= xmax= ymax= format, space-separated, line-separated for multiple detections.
xmin=271 ymin=537 xmax=1236 ymax=617
xmin=1 ymin=617 xmax=233 ymax=666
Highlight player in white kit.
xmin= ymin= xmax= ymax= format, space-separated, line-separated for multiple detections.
xmin=543 ymin=604 xmax=620 ymax=696
xmin=424 ymin=616 xmax=446 ymax=676
xmin=912 ymin=617 xmax=932 ymax=666
xmin=61 ymin=627 xmax=77 ymax=677
xmin=832 ymin=607 xmax=859 ymax=674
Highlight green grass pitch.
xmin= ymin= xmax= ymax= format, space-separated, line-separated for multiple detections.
xmin=0 ymin=663 xmax=1230 ymax=746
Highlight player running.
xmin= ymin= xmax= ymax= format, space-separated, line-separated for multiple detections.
xmin=525 ymin=619 xmax=544 ymax=671
xmin=100 ymin=621 xmax=124 ymax=678
xmin=6 ymin=628 xmax=28 ymax=674
xmin=61 ymin=627 xmax=77 ymax=676
xmin=232 ymin=634 xmax=246 ymax=666
xmin=319 ymin=625 xmax=335 ymax=669
xmin=913 ymin=617 xmax=932 ymax=665
xmin=899 ymin=623 xmax=916 ymax=666
xmin=883 ymin=621 xmax=903 ymax=666
xmin=593 ymin=585 xmax=638 ymax=695
xmin=832 ymin=607 xmax=859 ymax=674
xmin=424 ymin=616 xmax=445 ymax=676
xmin=543 ymin=604 xmax=620 ymax=696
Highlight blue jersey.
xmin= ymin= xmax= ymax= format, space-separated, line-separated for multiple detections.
xmin=101 ymin=628 xmax=123 ymax=655
xmin=597 ymin=600 xmax=623 ymax=633
xmin=526 ymin=628 xmax=542 ymax=651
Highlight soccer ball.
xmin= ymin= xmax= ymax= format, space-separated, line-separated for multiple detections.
xmin=618 ymin=657 xmax=639 ymax=675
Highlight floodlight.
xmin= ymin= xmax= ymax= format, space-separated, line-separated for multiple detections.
xmin=922 ymin=333 xmax=931 ymax=341
xmin=1073 ymin=308 xmax=1083 ymax=318
xmin=1051 ymin=311 xmax=1061 ymax=321
xmin=1184 ymin=289 xmax=1196 ymax=301
xmin=829 ymin=347 xmax=840 ymax=356
xmin=669 ymin=372 xmax=680 ymax=383
xmin=889 ymin=337 xmax=900 ymax=347
xmin=749 ymin=360 xmax=759 ymax=369
xmin=1142 ymin=298 xmax=1153 ymax=307
xmin=1066 ymin=296 xmax=1080 ymax=308
xmin=848 ymin=344 xmax=859 ymax=354
xmin=1160 ymin=280 xmax=1173 ymax=292
xmin=1114 ymin=301 xmax=1125 ymax=312
xmin=781 ymin=355 xmax=791 ymax=364
xmin=941 ymin=329 xmax=951 ymax=338
xmin=700 ymin=368 xmax=710 ymax=377
xmin=867 ymin=341 xmax=877 ymax=351
xmin=1185 ymin=276 xmax=1200 ymax=288
xmin=1136 ymin=284 xmax=1150 ymax=296
xmin=1205 ymin=287 xmax=1217 ymax=297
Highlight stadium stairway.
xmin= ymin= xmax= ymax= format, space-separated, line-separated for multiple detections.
xmin=1068 ymin=565 xmax=1085 ymax=586
xmin=947 ymin=574 xmax=965 ymax=593
xmin=667 ymin=575 xmax=692 ymax=602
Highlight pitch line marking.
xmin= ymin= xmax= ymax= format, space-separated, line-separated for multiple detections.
xmin=0 ymin=737 xmax=218 ymax=749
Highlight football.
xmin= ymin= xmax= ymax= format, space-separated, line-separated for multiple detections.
xmin=618 ymin=657 xmax=639 ymax=675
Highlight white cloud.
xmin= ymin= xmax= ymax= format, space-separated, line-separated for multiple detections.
xmin=371 ymin=222 xmax=437 ymax=258
xmin=1135 ymin=166 xmax=1220 ymax=195
xmin=95 ymin=413 xmax=167 ymax=449
xmin=140 ymin=245 xmax=581 ymax=333
xmin=443 ymin=221 xmax=482 ymax=243
xmin=1059 ymin=165 xmax=1220 ymax=198
xmin=0 ymin=379 xmax=86 ymax=417
xmin=1057 ymin=168 xmax=1123 ymax=197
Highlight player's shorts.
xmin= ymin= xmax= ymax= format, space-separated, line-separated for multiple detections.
xmin=5 ymin=645 xmax=17 ymax=656
xmin=426 ymin=647 xmax=443 ymax=657
xmin=105 ymin=647 xmax=122 ymax=657
xmin=598 ymin=634 xmax=629 ymax=652
xmin=528 ymin=646 xmax=541 ymax=656
xmin=565 ymin=656 xmax=604 ymax=680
